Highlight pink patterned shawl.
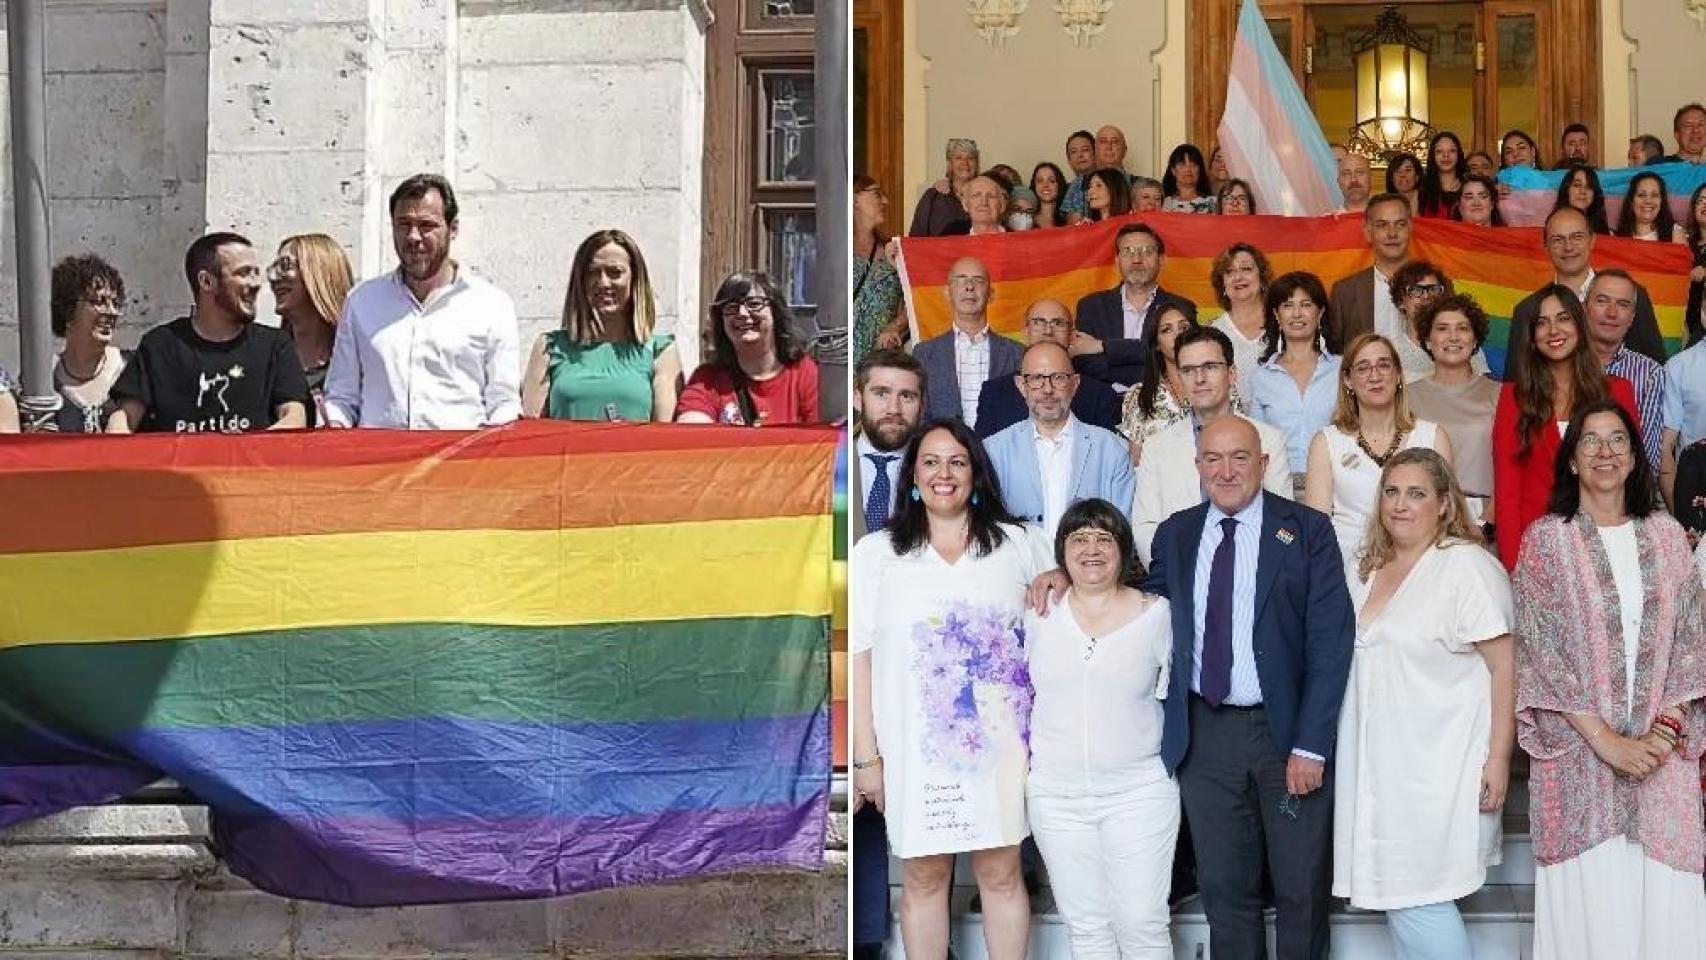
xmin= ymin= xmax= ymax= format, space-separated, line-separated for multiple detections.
xmin=1514 ymin=511 xmax=1706 ymax=872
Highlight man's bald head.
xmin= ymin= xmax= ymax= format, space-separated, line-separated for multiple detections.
xmin=1195 ymin=414 xmax=1267 ymax=515
xmin=1095 ymin=125 xmax=1128 ymax=169
xmin=1024 ymin=298 xmax=1074 ymax=347
xmin=945 ymin=256 xmax=993 ymax=324
xmin=1017 ymin=339 xmax=1077 ymax=425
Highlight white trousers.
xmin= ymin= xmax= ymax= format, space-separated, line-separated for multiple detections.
xmin=1028 ymin=776 xmax=1180 ymax=959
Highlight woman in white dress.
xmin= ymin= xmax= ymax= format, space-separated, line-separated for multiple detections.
xmin=1025 ymin=499 xmax=1175 ymax=959
xmin=850 ymin=418 xmax=1052 ymax=960
xmin=1304 ymin=333 xmax=1454 ymax=565
xmin=1515 ymin=400 xmax=1706 ymax=960
xmin=1333 ymin=448 xmax=1515 ymax=959
xmin=1207 ymin=243 xmax=1271 ymax=397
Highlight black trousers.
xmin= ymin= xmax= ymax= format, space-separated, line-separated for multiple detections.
xmin=1179 ymin=695 xmax=1333 ymax=960
xmin=852 ymin=806 xmax=890 ymax=947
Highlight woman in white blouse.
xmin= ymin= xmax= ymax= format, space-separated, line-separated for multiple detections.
xmin=850 ymin=418 xmax=1051 ymax=960
xmin=1024 ymin=498 xmax=1175 ymax=958
xmin=1305 ymin=333 xmax=1454 ymax=564
xmin=1208 ymin=242 xmax=1272 ymax=396
xmin=1333 ymin=448 xmax=1515 ymax=958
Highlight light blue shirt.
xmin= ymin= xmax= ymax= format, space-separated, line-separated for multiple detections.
xmin=1192 ymin=495 xmax=1264 ymax=706
xmin=1662 ymin=340 xmax=1706 ymax=449
xmin=1249 ymin=351 xmax=1342 ymax=475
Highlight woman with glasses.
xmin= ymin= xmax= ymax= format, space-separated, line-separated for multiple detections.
xmin=676 ymin=271 xmax=819 ymax=425
xmin=853 ymin=176 xmax=906 ymax=362
xmin=48 ymin=254 xmax=131 ymax=433
xmin=1249 ymin=272 xmax=1341 ymax=498
xmin=1333 ymin=449 xmax=1515 ymax=959
xmin=1024 ymin=499 xmax=1177 ymax=958
xmin=851 ymin=419 xmax=1049 ymax=960
xmin=524 ymin=229 xmax=682 ymax=422
xmin=1215 ymin=179 xmax=1256 ymax=216
xmin=1305 ymin=333 xmax=1454 ymax=564
xmin=268 ymin=234 xmax=352 ymax=424
xmin=1492 ymin=285 xmax=1639 ymax=570
xmin=1515 ymin=401 xmax=1706 ymax=959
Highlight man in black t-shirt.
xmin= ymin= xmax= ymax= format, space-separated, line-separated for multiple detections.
xmin=108 ymin=232 xmax=309 ymax=433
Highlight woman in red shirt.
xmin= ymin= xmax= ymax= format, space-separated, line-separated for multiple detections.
xmin=1492 ymin=284 xmax=1639 ymax=568
xmin=675 ymin=271 xmax=820 ymax=425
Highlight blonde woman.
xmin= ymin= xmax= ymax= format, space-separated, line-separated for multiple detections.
xmin=1333 ymin=448 xmax=1515 ymax=958
xmin=1304 ymin=333 xmax=1453 ymax=563
xmin=522 ymin=229 xmax=682 ymax=422
xmin=269 ymin=233 xmax=353 ymax=413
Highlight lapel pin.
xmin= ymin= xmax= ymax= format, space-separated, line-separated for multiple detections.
xmin=1276 ymin=527 xmax=1295 ymax=545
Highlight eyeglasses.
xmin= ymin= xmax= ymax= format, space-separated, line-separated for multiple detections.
xmin=1179 ymin=360 xmax=1228 ymax=379
xmin=1065 ymin=530 xmax=1118 ymax=548
xmin=79 ymin=295 xmax=124 ymax=312
xmin=267 ymin=256 xmax=299 ymax=282
xmin=1351 ymin=358 xmax=1397 ymax=377
xmin=1580 ymin=433 xmax=1631 ymax=456
xmin=1118 ymin=244 xmax=1159 ymax=258
xmin=717 ymin=296 xmax=772 ymax=318
xmin=1026 ymin=316 xmax=1070 ymax=329
xmin=1020 ymin=372 xmax=1075 ymax=389
xmin=1406 ymin=283 xmax=1446 ymax=298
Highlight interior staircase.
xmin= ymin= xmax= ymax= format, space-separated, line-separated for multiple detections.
xmin=884 ymin=763 xmax=1536 ymax=959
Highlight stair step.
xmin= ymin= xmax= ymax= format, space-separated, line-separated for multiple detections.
xmin=885 ymin=886 xmax=1535 ymax=959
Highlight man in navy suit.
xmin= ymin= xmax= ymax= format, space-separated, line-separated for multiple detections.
xmin=975 ymin=298 xmax=1119 ymax=438
xmin=1071 ymin=222 xmax=1197 ymax=390
xmin=982 ymin=340 xmax=1134 ymax=539
xmin=1143 ymin=414 xmax=1353 ymax=960
xmin=912 ymin=256 xmax=1022 ymax=429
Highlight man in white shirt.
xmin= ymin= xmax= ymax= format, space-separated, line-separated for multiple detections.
xmin=1329 ymin=193 xmax=1409 ymax=346
xmin=1133 ymin=325 xmax=1291 ymax=564
xmin=912 ymin=256 xmax=1021 ymax=427
xmin=1502 ymin=206 xmax=1666 ymax=383
xmin=324 ymin=174 xmax=521 ymax=429
xmin=983 ymin=341 xmax=1134 ymax=540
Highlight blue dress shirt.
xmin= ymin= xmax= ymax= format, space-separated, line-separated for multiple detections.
xmin=1249 ymin=351 xmax=1341 ymax=476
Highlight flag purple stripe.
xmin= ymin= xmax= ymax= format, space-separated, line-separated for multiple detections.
xmin=215 ymin=800 xmax=830 ymax=907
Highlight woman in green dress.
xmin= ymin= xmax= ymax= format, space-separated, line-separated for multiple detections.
xmin=522 ymin=229 xmax=683 ymax=421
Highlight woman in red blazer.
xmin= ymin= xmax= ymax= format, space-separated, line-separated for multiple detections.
xmin=1493 ymin=284 xmax=1640 ymax=568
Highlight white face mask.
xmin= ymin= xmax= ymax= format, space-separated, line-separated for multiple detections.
xmin=1006 ymin=212 xmax=1035 ymax=231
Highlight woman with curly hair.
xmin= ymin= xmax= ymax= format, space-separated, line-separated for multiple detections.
xmin=48 ymin=253 xmax=131 ymax=433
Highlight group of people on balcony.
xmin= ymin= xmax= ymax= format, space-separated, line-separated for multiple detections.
xmin=0 ymin=173 xmax=823 ymax=435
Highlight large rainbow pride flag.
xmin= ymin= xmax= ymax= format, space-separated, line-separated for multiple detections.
xmin=1498 ymin=161 xmax=1706 ymax=227
xmin=0 ymin=422 xmax=835 ymax=906
xmin=897 ymin=211 xmax=1694 ymax=377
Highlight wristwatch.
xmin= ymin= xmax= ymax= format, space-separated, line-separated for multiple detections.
xmin=851 ymin=755 xmax=882 ymax=770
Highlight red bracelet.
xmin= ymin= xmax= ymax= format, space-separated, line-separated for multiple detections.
xmin=1655 ymin=714 xmax=1685 ymax=740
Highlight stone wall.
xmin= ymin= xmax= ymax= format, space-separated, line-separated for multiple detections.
xmin=0 ymin=802 xmax=847 ymax=958
xmin=0 ymin=0 xmax=711 ymax=375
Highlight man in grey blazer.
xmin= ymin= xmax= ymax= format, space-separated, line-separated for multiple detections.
xmin=1329 ymin=192 xmax=1412 ymax=347
xmin=983 ymin=341 xmax=1135 ymax=539
xmin=913 ymin=256 xmax=1021 ymax=428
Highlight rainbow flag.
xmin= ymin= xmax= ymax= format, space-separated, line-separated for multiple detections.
xmin=0 ymin=423 xmax=835 ymax=907
xmin=1218 ymin=0 xmax=1344 ymax=216
xmin=896 ymin=211 xmax=1694 ymax=377
xmin=1498 ymin=161 xmax=1706 ymax=227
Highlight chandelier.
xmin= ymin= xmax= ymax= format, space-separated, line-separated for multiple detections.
xmin=1347 ymin=5 xmax=1435 ymax=162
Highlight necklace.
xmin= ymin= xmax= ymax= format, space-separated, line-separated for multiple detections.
xmin=1356 ymin=428 xmax=1406 ymax=467
xmin=58 ymin=348 xmax=107 ymax=383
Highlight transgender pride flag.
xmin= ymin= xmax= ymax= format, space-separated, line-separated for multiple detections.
xmin=1218 ymin=0 xmax=1344 ymax=216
